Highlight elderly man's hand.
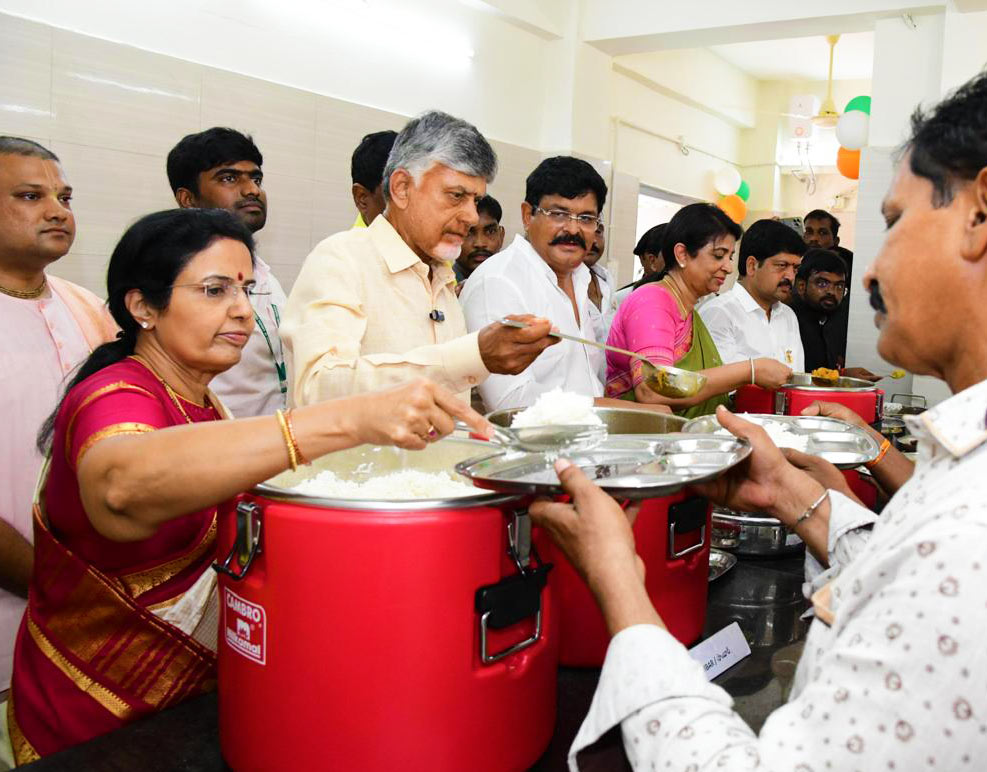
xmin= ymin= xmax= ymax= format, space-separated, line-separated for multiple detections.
xmin=529 ymin=460 xmax=662 ymax=635
xmin=842 ymin=366 xmax=882 ymax=383
xmin=477 ymin=314 xmax=559 ymax=375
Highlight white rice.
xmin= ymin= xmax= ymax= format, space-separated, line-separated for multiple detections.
xmin=510 ymin=388 xmax=603 ymax=428
xmin=292 ymin=469 xmax=483 ymax=499
xmin=715 ymin=419 xmax=809 ymax=452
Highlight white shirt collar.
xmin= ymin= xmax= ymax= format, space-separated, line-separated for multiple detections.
xmin=508 ymin=233 xmax=592 ymax=291
xmin=733 ymin=280 xmax=780 ymax=317
xmin=906 ymin=377 xmax=987 ymax=458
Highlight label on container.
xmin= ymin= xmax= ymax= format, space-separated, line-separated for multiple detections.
xmin=224 ymin=588 xmax=267 ymax=665
xmin=688 ymin=622 xmax=751 ymax=680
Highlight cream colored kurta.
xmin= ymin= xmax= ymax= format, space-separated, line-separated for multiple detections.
xmin=281 ymin=214 xmax=488 ymax=406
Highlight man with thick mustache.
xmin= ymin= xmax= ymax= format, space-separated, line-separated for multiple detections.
xmin=460 ymin=156 xmax=610 ymax=411
xmin=168 ymin=127 xmax=289 ymax=417
xmin=454 ymin=194 xmax=503 ymax=284
xmin=700 ymin=218 xmax=807 ymax=370
xmin=282 ymin=111 xmax=555 ymax=408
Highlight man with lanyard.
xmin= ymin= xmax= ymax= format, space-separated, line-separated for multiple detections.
xmin=699 ymin=218 xmax=807 ymax=369
xmin=167 ymin=128 xmax=289 ymax=416
xmin=0 ymin=137 xmax=116 ymax=767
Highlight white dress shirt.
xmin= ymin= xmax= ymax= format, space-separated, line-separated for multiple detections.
xmin=569 ymin=377 xmax=987 ymax=771
xmin=209 ymin=256 xmax=288 ymax=417
xmin=459 ymin=234 xmax=604 ymax=412
xmin=586 ymin=263 xmax=618 ymax=344
xmin=699 ymin=281 xmax=804 ymax=371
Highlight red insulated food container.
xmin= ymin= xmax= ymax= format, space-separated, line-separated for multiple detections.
xmin=736 ymin=378 xmax=884 ymax=424
xmin=777 ymin=374 xmax=884 ymax=424
xmin=214 ymin=439 xmax=558 ymax=772
xmin=534 ymin=492 xmax=712 ymax=666
xmin=485 ymin=408 xmax=711 ymax=667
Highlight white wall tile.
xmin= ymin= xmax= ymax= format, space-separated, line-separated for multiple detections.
xmin=201 ymin=68 xmax=317 ymax=181
xmin=251 ymin=171 xmax=313 ymax=274
xmin=51 ymin=29 xmax=201 ymax=157
xmin=51 ymin=140 xmax=176 ymax=265
xmin=0 ymin=15 xmax=52 ymax=139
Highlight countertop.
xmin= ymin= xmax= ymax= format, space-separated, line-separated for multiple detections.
xmin=22 ymin=554 xmax=809 ymax=772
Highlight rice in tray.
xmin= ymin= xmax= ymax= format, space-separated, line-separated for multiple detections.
xmin=715 ymin=419 xmax=809 ymax=452
xmin=510 ymin=388 xmax=603 ymax=428
xmin=292 ymin=469 xmax=483 ymax=499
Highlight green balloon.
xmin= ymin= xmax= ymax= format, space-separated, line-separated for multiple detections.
xmin=736 ymin=180 xmax=750 ymax=201
xmin=845 ymin=95 xmax=871 ymax=115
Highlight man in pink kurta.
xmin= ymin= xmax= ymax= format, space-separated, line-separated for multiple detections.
xmin=0 ymin=138 xmax=116 ymax=702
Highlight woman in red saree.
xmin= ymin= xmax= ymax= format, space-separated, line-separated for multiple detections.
xmin=7 ymin=209 xmax=490 ymax=764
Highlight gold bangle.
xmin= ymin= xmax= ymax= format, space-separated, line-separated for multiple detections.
xmin=284 ymin=408 xmax=308 ymax=466
xmin=865 ymin=437 xmax=892 ymax=469
xmin=275 ymin=409 xmax=298 ymax=471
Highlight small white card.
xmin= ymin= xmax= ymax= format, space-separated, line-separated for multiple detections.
xmin=688 ymin=621 xmax=751 ymax=680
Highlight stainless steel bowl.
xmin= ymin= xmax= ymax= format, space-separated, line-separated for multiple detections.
xmin=255 ymin=438 xmax=519 ymax=511
xmin=712 ymin=508 xmax=804 ymax=557
xmin=487 ymin=406 xmax=686 ymax=435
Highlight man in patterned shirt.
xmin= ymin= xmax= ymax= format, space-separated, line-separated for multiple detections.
xmin=530 ymin=70 xmax=987 ymax=771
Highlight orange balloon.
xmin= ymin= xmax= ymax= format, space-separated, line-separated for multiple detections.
xmin=717 ymin=194 xmax=747 ymax=224
xmin=837 ymin=146 xmax=860 ymax=180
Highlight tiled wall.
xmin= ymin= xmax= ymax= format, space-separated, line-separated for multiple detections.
xmin=0 ymin=13 xmax=547 ymax=296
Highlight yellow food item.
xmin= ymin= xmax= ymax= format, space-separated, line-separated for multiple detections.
xmin=811 ymin=367 xmax=840 ymax=383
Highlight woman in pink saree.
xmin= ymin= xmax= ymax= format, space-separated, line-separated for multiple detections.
xmin=7 ymin=209 xmax=490 ymax=764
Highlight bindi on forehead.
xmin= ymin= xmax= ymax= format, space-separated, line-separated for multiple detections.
xmin=237 ymin=272 xmax=243 ymax=281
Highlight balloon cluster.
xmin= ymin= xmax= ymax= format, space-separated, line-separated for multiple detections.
xmin=713 ymin=167 xmax=750 ymax=224
xmin=835 ymin=95 xmax=870 ymax=180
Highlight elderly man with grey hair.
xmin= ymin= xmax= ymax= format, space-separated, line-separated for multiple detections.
xmin=282 ymin=110 xmax=556 ymax=406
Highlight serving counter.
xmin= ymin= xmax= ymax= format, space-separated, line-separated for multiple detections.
xmin=21 ymin=555 xmax=808 ymax=772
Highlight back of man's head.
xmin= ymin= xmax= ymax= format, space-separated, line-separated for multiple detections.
xmin=382 ymin=111 xmax=496 ymax=200
xmin=634 ymin=223 xmax=666 ymax=258
xmin=166 ymin=128 xmax=262 ymax=195
xmin=738 ymin=219 xmax=808 ymax=276
xmin=0 ymin=136 xmax=60 ymax=163
xmin=351 ymin=130 xmax=397 ymax=192
xmin=524 ymin=156 xmax=608 ymax=212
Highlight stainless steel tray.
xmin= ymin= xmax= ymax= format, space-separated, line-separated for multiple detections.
xmin=712 ymin=507 xmax=805 ymax=557
xmin=454 ymin=435 xmax=752 ymax=500
xmin=487 ymin=406 xmax=687 ymax=435
xmin=682 ymin=413 xmax=880 ymax=469
xmin=708 ymin=549 xmax=737 ymax=582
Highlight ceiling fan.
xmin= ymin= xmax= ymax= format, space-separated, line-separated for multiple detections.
xmin=810 ymin=34 xmax=842 ymax=128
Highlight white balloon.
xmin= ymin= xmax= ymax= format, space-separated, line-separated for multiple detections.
xmin=836 ymin=110 xmax=870 ymax=151
xmin=713 ymin=167 xmax=741 ymax=197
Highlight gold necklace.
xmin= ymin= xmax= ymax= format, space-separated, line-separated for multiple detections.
xmin=130 ymin=355 xmax=207 ymax=424
xmin=660 ymin=275 xmax=689 ymax=318
xmin=0 ymin=275 xmax=47 ymax=299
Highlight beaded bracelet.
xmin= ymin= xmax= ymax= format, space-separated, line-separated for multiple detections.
xmin=275 ymin=409 xmax=298 ymax=471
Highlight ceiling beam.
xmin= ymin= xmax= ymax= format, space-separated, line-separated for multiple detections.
xmin=580 ymin=0 xmax=947 ymax=55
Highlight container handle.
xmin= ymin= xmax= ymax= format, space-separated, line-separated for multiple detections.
xmin=475 ymin=565 xmax=550 ymax=664
xmin=667 ymin=496 xmax=707 ymax=559
xmin=213 ymin=500 xmax=263 ymax=581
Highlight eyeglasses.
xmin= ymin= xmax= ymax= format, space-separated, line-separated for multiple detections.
xmin=811 ymin=277 xmax=846 ymax=293
xmin=533 ymin=207 xmax=602 ymax=231
xmin=171 ymin=280 xmax=271 ymax=302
